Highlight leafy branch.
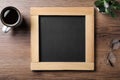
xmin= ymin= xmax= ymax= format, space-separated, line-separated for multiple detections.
xmin=95 ymin=0 xmax=120 ymax=17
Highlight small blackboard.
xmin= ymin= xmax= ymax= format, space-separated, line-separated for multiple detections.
xmin=31 ymin=7 xmax=94 ymax=70
xmin=39 ymin=16 xmax=85 ymax=62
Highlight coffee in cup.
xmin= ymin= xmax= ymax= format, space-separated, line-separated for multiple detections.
xmin=0 ymin=6 xmax=22 ymax=33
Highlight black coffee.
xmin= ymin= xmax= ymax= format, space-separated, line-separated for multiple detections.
xmin=1 ymin=7 xmax=19 ymax=24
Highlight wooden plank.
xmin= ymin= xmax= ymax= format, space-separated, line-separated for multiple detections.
xmin=30 ymin=7 xmax=94 ymax=16
xmin=31 ymin=16 xmax=39 ymax=62
xmin=31 ymin=62 xmax=94 ymax=70
xmin=86 ymin=13 xmax=94 ymax=63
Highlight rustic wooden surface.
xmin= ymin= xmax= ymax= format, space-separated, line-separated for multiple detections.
xmin=0 ymin=0 xmax=120 ymax=80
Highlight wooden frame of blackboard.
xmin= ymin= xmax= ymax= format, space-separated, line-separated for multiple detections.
xmin=30 ymin=7 xmax=94 ymax=70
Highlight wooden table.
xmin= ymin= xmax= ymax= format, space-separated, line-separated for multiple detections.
xmin=0 ymin=0 xmax=120 ymax=80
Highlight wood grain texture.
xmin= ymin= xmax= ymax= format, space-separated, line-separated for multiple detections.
xmin=30 ymin=7 xmax=94 ymax=15
xmin=0 ymin=0 xmax=120 ymax=80
xmin=31 ymin=16 xmax=39 ymax=63
xmin=31 ymin=62 xmax=94 ymax=70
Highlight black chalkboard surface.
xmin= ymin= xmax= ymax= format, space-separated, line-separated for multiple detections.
xmin=39 ymin=16 xmax=85 ymax=62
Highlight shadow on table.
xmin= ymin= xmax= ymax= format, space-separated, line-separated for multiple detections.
xmin=11 ymin=18 xmax=30 ymax=36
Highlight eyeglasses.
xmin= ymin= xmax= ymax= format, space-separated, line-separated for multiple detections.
xmin=106 ymin=39 xmax=120 ymax=67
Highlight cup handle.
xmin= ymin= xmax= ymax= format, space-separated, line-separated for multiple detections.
xmin=2 ymin=25 xmax=11 ymax=33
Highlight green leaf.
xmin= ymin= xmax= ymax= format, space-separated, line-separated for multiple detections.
xmin=105 ymin=0 xmax=111 ymax=2
xmin=111 ymin=1 xmax=120 ymax=10
xmin=115 ymin=4 xmax=120 ymax=10
xmin=98 ymin=6 xmax=106 ymax=12
xmin=108 ymin=10 xmax=117 ymax=17
xmin=94 ymin=0 xmax=103 ymax=7
xmin=104 ymin=0 xmax=109 ymax=8
xmin=105 ymin=8 xmax=109 ymax=13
